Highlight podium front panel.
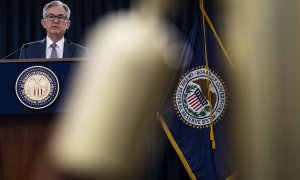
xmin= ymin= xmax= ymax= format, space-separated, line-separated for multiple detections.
xmin=0 ymin=59 xmax=80 ymax=114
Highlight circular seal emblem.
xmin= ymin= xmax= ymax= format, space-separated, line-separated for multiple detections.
xmin=174 ymin=67 xmax=227 ymax=128
xmin=15 ymin=66 xmax=60 ymax=109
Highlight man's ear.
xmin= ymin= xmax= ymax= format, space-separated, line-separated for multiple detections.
xmin=41 ymin=19 xmax=46 ymax=28
xmin=66 ymin=20 xmax=71 ymax=29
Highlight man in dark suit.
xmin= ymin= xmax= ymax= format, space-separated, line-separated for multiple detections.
xmin=19 ymin=0 xmax=87 ymax=59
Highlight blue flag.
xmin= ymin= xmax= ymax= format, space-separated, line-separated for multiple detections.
xmin=158 ymin=2 xmax=235 ymax=180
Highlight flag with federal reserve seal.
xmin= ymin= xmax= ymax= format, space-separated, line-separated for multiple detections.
xmin=157 ymin=1 xmax=236 ymax=179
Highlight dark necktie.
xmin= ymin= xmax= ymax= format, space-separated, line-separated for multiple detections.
xmin=50 ymin=43 xmax=58 ymax=58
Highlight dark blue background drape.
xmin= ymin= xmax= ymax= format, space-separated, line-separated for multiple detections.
xmin=0 ymin=0 xmax=217 ymax=179
xmin=0 ymin=0 xmax=216 ymax=59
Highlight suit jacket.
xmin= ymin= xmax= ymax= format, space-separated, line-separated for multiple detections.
xmin=19 ymin=39 xmax=88 ymax=59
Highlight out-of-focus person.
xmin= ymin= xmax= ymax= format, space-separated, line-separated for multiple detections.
xmin=226 ymin=1 xmax=300 ymax=179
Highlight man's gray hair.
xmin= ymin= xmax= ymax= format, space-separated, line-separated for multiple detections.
xmin=42 ymin=1 xmax=71 ymax=19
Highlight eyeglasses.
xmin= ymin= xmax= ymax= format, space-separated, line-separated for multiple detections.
xmin=46 ymin=15 xmax=67 ymax=22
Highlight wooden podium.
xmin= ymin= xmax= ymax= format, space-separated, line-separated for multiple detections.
xmin=0 ymin=59 xmax=80 ymax=180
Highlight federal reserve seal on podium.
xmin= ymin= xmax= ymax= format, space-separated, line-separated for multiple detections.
xmin=15 ymin=66 xmax=59 ymax=109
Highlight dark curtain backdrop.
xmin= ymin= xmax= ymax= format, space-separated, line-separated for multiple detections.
xmin=0 ymin=0 xmax=217 ymax=179
xmin=0 ymin=0 xmax=132 ymax=58
xmin=0 ymin=0 xmax=216 ymax=59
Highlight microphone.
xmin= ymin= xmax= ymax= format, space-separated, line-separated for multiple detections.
xmin=1 ymin=44 xmax=28 ymax=59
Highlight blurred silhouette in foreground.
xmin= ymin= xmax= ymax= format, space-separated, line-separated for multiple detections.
xmin=33 ymin=0 xmax=183 ymax=179
xmin=226 ymin=0 xmax=300 ymax=179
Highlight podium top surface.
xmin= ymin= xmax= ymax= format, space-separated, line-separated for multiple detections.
xmin=0 ymin=58 xmax=82 ymax=64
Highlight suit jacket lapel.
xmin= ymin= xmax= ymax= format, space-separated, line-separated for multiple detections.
xmin=63 ymin=40 xmax=75 ymax=58
xmin=38 ymin=39 xmax=46 ymax=58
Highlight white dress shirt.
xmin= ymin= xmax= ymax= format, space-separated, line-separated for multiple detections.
xmin=46 ymin=36 xmax=65 ymax=59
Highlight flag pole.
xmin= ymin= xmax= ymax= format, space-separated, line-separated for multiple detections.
xmin=200 ymin=0 xmax=216 ymax=149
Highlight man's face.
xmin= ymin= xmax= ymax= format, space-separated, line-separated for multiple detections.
xmin=41 ymin=6 xmax=71 ymax=37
